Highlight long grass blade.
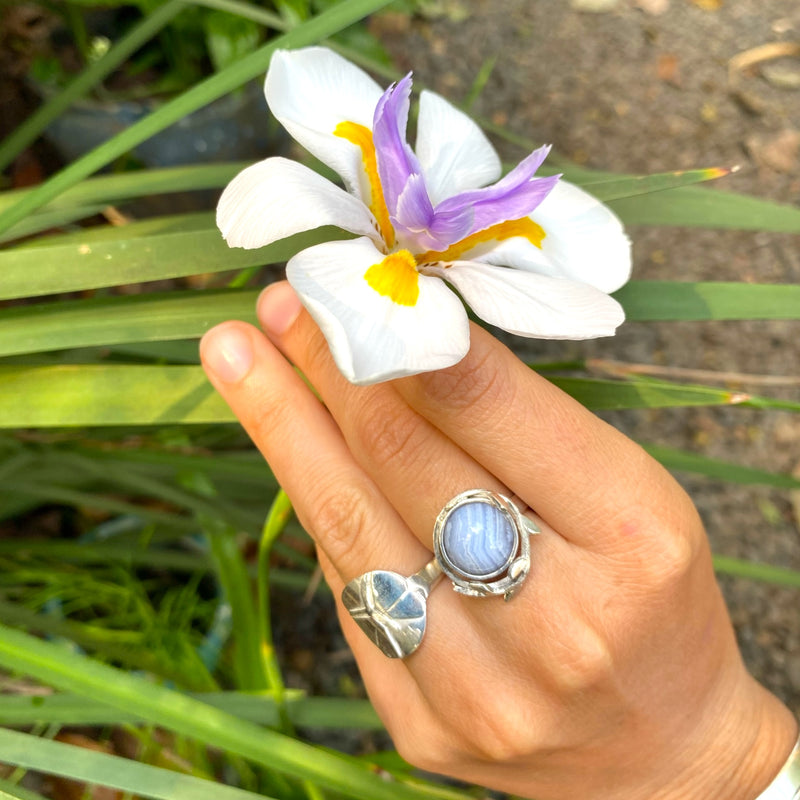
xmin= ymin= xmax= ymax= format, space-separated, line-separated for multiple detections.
xmin=0 ymin=728 xmax=273 ymax=800
xmin=0 ymin=691 xmax=381 ymax=729
xmin=0 ymin=205 xmax=107 ymax=244
xmin=0 ymin=290 xmax=258 ymax=357
xmin=0 ymin=365 xmax=232 ymax=426
xmin=615 ymin=281 xmax=800 ymax=321
xmin=5 ymin=279 xmax=799 ymax=359
xmin=0 ymin=0 xmax=396 ymax=237
xmin=0 ymin=164 xmax=246 ymax=218
xmin=3 ymin=366 xmax=798 ymax=427
xmin=0 ymin=623 xmax=468 ymax=799
xmin=608 ymin=184 xmax=800 ymax=231
xmin=643 ymin=443 xmax=800 ymax=489
xmin=0 ymin=776 xmax=49 ymax=800
xmin=0 ymin=226 xmax=341 ymax=301
xmin=584 ymin=166 xmax=739 ymax=201
xmin=546 ymin=376 xmax=800 ymax=412
xmin=713 ymin=556 xmax=800 ymax=588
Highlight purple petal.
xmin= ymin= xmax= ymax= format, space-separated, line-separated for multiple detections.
xmin=434 ymin=145 xmax=560 ymax=239
xmin=372 ymin=73 xmax=425 ymax=214
xmin=392 ymin=173 xmax=473 ymax=251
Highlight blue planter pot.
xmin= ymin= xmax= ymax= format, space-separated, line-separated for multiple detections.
xmin=43 ymin=80 xmax=284 ymax=167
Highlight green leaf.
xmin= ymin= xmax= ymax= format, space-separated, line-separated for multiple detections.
xmin=583 ymin=166 xmax=740 ymax=202
xmin=615 ymin=281 xmax=800 ymax=321
xmin=204 ymin=10 xmax=262 ymax=73
xmin=607 ymin=185 xmax=800 ymax=231
xmin=0 ymin=205 xmax=108 ymax=245
xmin=0 ymin=623 xmax=468 ymax=800
xmin=0 ymin=226 xmax=343 ymax=301
xmin=207 ymin=524 xmax=270 ymax=690
xmin=0 ymin=691 xmax=382 ymax=729
xmin=713 ymin=556 xmax=800 ymax=588
xmin=189 ymin=0 xmax=285 ymax=30
xmin=0 ymin=0 xmax=397 ymax=237
xmin=0 ymin=289 xmax=257 ymax=357
xmin=4 ymin=366 xmax=798 ymax=428
xmin=545 ymin=376 xmax=800 ymax=411
xmin=0 ymin=164 xmax=246 ymax=218
xmin=643 ymin=443 xmax=800 ymax=489
xmin=0 ymin=728 xmax=272 ymax=800
xmin=0 ymin=365 xmax=233 ymax=427
xmin=0 ymin=776 xmax=49 ymax=800
xmin=5 ymin=279 xmax=798 ymax=360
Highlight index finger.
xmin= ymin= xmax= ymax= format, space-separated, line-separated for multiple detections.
xmin=395 ymin=324 xmax=699 ymax=551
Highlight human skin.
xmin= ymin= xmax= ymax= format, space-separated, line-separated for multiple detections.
xmin=200 ymin=280 xmax=797 ymax=800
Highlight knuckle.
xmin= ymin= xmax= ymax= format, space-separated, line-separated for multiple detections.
xmin=391 ymin=716 xmax=456 ymax=774
xmin=601 ymin=499 xmax=701 ymax=596
xmin=419 ymin=340 xmax=510 ymax=417
xmin=553 ymin=629 xmax=615 ymax=695
xmin=643 ymin=529 xmax=698 ymax=591
xmin=355 ymin=395 xmax=428 ymax=472
xmin=452 ymin=692 xmax=540 ymax=764
xmin=304 ymin=476 xmax=372 ymax=564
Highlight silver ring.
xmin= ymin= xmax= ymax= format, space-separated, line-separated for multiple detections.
xmin=433 ymin=489 xmax=539 ymax=601
xmin=342 ymin=559 xmax=442 ymax=659
xmin=342 ymin=489 xmax=539 ymax=659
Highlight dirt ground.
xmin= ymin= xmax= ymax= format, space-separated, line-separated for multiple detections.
xmin=370 ymin=0 xmax=800 ymax=712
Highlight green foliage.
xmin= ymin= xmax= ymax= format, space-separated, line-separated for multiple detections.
xmin=0 ymin=0 xmax=798 ymax=797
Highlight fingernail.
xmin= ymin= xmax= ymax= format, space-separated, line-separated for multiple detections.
xmin=201 ymin=325 xmax=253 ymax=383
xmin=258 ymin=281 xmax=302 ymax=337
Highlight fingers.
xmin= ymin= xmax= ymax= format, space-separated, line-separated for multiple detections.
xmin=256 ymin=282 xmax=694 ymax=554
xmin=256 ymin=281 xmax=509 ymax=549
xmin=199 ymin=321 xmax=429 ymax=583
xmin=395 ymin=324 xmax=697 ymax=550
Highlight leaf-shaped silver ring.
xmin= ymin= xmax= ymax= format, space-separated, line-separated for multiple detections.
xmin=341 ymin=560 xmax=442 ymax=659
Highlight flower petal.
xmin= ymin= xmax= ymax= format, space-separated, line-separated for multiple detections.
xmin=372 ymin=73 xmax=423 ymax=214
xmin=469 ymin=180 xmax=632 ymax=293
xmin=531 ymin=180 xmax=632 ymax=293
xmin=429 ymin=261 xmax=625 ymax=339
xmin=217 ymin=157 xmax=379 ymax=249
xmin=433 ymin=145 xmax=560 ymax=239
xmin=416 ymin=90 xmax=502 ymax=205
xmin=287 ymin=238 xmax=470 ymax=384
xmin=265 ymin=48 xmax=384 ymax=201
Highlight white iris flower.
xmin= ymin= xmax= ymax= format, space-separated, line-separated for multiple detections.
xmin=217 ymin=47 xmax=631 ymax=385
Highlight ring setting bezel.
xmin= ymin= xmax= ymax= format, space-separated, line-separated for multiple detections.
xmin=432 ymin=489 xmax=538 ymax=601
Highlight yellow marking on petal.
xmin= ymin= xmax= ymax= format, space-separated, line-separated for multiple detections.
xmin=334 ymin=121 xmax=395 ymax=248
xmin=364 ymin=249 xmax=419 ymax=306
xmin=416 ymin=217 xmax=546 ymax=264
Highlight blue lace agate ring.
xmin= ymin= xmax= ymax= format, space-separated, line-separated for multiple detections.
xmin=342 ymin=490 xmax=539 ymax=659
xmin=433 ymin=490 xmax=539 ymax=601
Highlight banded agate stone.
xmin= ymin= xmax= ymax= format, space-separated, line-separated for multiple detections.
xmin=441 ymin=501 xmax=517 ymax=579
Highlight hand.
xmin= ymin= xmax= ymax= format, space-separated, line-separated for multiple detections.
xmin=200 ymin=281 xmax=796 ymax=800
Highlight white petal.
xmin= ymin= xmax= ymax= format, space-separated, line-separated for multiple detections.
xmin=530 ymin=180 xmax=632 ymax=293
xmin=416 ymin=90 xmax=502 ymax=206
xmin=217 ymin=157 xmax=379 ymax=249
xmin=265 ymin=48 xmax=384 ymax=201
xmin=430 ymin=261 xmax=625 ymax=339
xmin=287 ymin=238 xmax=470 ymax=385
